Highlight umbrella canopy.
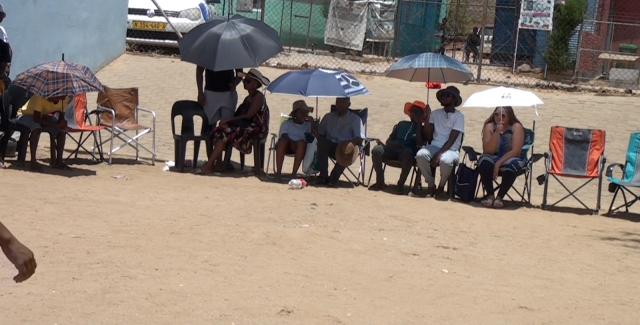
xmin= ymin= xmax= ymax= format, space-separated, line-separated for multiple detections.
xmin=267 ymin=69 xmax=369 ymax=97
xmin=12 ymin=61 xmax=103 ymax=98
xmin=179 ymin=15 xmax=283 ymax=71
xmin=386 ymin=52 xmax=474 ymax=83
xmin=462 ymin=86 xmax=544 ymax=108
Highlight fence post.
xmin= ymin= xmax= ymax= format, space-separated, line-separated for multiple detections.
xmin=572 ymin=20 xmax=585 ymax=82
xmin=476 ymin=0 xmax=489 ymax=82
xmin=261 ymin=0 xmax=266 ymax=22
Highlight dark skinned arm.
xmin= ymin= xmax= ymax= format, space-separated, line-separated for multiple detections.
xmin=222 ymin=93 xmax=264 ymax=124
xmin=196 ymin=66 xmax=205 ymax=106
xmin=0 ymin=222 xmax=36 ymax=283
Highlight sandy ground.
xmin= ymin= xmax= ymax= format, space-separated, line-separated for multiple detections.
xmin=1 ymin=53 xmax=639 ymax=324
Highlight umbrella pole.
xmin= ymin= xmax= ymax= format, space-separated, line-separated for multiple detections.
xmin=315 ymin=96 xmax=319 ymax=120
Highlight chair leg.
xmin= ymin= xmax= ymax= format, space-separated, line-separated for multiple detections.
xmin=240 ymin=153 xmax=245 ymax=171
xmin=542 ymin=172 xmax=549 ymax=209
xmin=193 ymin=140 xmax=201 ymax=170
xmin=607 ymin=186 xmax=620 ymax=216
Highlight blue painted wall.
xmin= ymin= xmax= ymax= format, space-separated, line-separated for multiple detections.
xmin=2 ymin=0 xmax=128 ymax=78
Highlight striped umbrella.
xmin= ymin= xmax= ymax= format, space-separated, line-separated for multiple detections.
xmin=12 ymin=61 xmax=104 ymax=98
xmin=386 ymin=52 xmax=474 ymax=83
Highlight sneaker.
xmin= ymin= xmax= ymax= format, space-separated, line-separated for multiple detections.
xmin=425 ymin=185 xmax=437 ymax=197
xmin=492 ymin=198 xmax=504 ymax=209
xmin=368 ymin=182 xmax=385 ymax=191
xmin=481 ymin=196 xmax=495 ymax=208
xmin=434 ymin=187 xmax=449 ymax=201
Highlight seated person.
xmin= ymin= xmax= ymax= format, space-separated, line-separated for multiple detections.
xmin=316 ymin=97 xmax=364 ymax=187
xmin=464 ymin=27 xmax=481 ymax=63
xmin=0 ymin=85 xmax=31 ymax=168
xmin=275 ymin=100 xmax=314 ymax=177
xmin=369 ymin=100 xmax=429 ymax=194
xmin=15 ymin=95 xmax=70 ymax=170
xmin=478 ymin=106 xmax=525 ymax=209
xmin=202 ymin=69 xmax=270 ymax=175
xmin=415 ymin=86 xmax=464 ymax=198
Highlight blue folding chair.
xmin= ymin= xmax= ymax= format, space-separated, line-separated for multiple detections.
xmin=606 ymin=132 xmax=640 ymax=215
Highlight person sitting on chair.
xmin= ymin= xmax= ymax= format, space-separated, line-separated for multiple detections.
xmin=369 ymin=100 xmax=430 ymax=194
xmin=464 ymin=27 xmax=481 ymax=63
xmin=478 ymin=106 xmax=525 ymax=209
xmin=316 ymin=97 xmax=364 ymax=187
xmin=415 ymin=86 xmax=464 ymax=199
xmin=202 ymin=69 xmax=270 ymax=175
xmin=15 ymin=95 xmax=70 ymax=170
xmin=275 ymin=100 xmax=314 ymax=178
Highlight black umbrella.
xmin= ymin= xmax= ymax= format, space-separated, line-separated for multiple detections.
xmin=179 ymin=15 xmax=283 ymax=71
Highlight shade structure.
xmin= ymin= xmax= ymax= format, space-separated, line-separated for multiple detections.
xmin=267 ymin=69 xmax=369 ymax=97
xmin=12 ymin=61 xmax=103 ymax=98
xmin=179 ymin=15 xmax=283 ymax=71
xmin=462 ymin=86 xmax=544 ymax=108
xmin=385 ymin=52 xmax=474 ymax=83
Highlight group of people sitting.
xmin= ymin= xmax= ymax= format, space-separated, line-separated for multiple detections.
xmin=198 ymin=73 xmax=528 ymax=209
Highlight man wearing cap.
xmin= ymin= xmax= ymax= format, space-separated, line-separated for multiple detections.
xmin=316 ymin=97 xmax=364 ymax=186
xmin=275 ymin=100 xmax=314 ymax=177
xmin=415 ymin=86 xmax=464 ymax=198
xmin=0 ymin=4 xmax=12 ymax=88
xmin=369 ymin=100 xmax=429 ymax=194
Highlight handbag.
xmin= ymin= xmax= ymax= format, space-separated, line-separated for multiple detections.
xmin=455 ymin=163 xmax=478 ymax=202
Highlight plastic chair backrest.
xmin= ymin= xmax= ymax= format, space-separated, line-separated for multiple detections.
xmin=171 ymin=100 xmax=207 ymax=137
xmin=97 ymin=86 xmax=139 ymax=123
xmin=622 ymin=132 xmax=640 ymax=185
xmin=549 ymin=126 xmax=606 ymax=177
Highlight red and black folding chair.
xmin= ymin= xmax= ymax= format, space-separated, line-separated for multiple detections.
xmin=538 ymin=126 xmax=606 ymax=214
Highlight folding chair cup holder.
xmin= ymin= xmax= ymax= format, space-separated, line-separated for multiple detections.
xmin=94 ymin=87 xmax=156 ymax=165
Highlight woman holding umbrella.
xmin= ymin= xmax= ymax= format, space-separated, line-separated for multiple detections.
xmin=477 ymin=106 xmax=525 ymax=209
xmin=202 ymin=69 xmax=270 ymax=175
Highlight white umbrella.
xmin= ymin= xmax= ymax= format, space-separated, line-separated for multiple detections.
xmin=462 ymin=86 xmax=543 ymax=108
xmin=462 ymin=86 xmax=543 ymax=120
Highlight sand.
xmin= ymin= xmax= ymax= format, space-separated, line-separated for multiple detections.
xmin=0 ymin=53 xmax=639 ymax=324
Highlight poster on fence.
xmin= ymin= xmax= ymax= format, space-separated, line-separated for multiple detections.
xmin=324 ymin=0 xmax=369 ymax=51
xmin=518 ymin=0 xmax=555 ymax=31
xmin=366 ymin=1 xmax=396 ymax=41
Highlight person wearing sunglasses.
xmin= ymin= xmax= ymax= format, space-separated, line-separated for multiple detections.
xmin=477 ymin=106 xmax=525 ymax=208
xmin=415 ymin=86 xmax=464 ymax=199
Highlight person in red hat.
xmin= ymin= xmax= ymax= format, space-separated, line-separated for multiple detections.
xmin=369 ymin=100 xmax=430 ymax=194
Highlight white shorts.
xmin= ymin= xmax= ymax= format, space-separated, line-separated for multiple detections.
xmin=204 ymin=90 xmax=237 ymax=127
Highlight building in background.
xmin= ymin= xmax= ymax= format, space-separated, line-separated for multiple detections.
xmin=3 ymin=0 xmax=128 ymax=78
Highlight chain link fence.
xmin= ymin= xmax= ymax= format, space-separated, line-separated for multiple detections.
xmin=127 ymin=0 xmax=639 ymax=91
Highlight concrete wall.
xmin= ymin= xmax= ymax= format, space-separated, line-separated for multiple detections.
xmin=2 ymin=0 xmax=128 ymax=78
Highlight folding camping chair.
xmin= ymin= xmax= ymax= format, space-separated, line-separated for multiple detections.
xmin=538 ymin=126 xmax=606 ymax=214
xmin=265 ymin=113 xmax=295 ymax=175
xmin=605 ymin=132 xmax=640 ymax=215
xmin=461 ymin=122 xmax=542 ymax=204
xmin=64 ymin=93 xmax=104 ymax=161
xmin=327 ymin=107 xmax=370 ymax=187
xmin=93 ymin=87 xmax=156 ymax=165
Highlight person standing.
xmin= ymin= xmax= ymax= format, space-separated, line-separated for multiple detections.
xmin=196 ymin=67 xmax=242 ymax=169
xmin=0 ymin=4 xmax=12 ymax=89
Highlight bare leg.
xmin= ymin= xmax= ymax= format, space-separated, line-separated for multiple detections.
xmin=202 ymin=139 xmax=226 ymax=174
xmin=275 ymin=137 xmax=290 ymax=176
xmin=291 ymin=140 xmax=306 ymax=176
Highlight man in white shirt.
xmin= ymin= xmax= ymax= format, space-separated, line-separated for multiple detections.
xmin=415 ymin=86 xmax=464 ymax=198
xmin=316 ymin=97 xmax=365 ymax=186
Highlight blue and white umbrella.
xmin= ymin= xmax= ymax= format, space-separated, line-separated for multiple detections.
xmin=386 ymin=52 xmax=474 ymax=83
xmin=267 ymin=69 xmax=368 ymax=97
xmin=267 ymin=68 xmax=369 ymax=117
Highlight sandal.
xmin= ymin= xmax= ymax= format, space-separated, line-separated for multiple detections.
xmin=481 ymin=196 xmax=495 ymax=208
xmin=492 ymin=198 xmax=504 ymax=209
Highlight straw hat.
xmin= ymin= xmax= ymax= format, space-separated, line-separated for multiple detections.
xmin=403 ymin=100 xmax=428 ymax=116
xmin=242 ymin=68 xmax=270 ymax=87
xmin=436 ymin=86 xmax=462 ymax=107
xmin=335 ymin=142 xmax=359 ymax=167
xmin=290 ymin=99 xmax=313 ymax=116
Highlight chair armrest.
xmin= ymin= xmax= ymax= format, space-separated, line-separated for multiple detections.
xmin=137 ymin=107 xmax=157 ymax=119
xmin=606 ymin=163 xmax=624 ymax=178
xmin=531 ymin=153 xmax=544 ymax=163
xmin=461 ymin=146 xmax=479 ymax=162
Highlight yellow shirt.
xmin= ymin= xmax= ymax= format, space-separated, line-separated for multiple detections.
xmin=21 ymin=95 xmax=70 ymax=116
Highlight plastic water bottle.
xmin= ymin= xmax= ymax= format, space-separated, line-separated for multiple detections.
xmin=288 ymin=178 xmax=308 ymax=189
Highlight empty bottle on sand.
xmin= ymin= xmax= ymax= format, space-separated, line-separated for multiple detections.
xmin=288 ymin=179 xmax=308 ymax=189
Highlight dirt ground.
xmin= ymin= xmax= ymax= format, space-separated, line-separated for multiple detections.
xmin=0 ymin=53 xmax=639 ymax=324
